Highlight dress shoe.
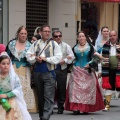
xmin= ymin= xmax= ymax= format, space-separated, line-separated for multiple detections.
xmin=83 ymin=112 xmax=88 ymax=115
xmin=102 ymin=107 xmax=110 ymax=111
xmin=73 ymin=110 xmax=80 ymax=115
xmin=57 ymin=110 xmax=63 ymax=114
xmin=57 ymin=109 xmax=63 ymax=114
xmin=51 ymin=111 xmax=53 ymax=115
xmin=40 ymin=117 xmax=49 ymax=120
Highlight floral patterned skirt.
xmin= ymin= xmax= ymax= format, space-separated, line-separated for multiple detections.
xmin=13 ymin=65 xmax=38 ymax=113
xmin=0 ymin=98 xmax=23 ymax=120
xmin=65 ymin=67 xmax=105 ymax=112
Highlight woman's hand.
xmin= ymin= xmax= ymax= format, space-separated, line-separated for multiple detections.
xmin=94 ymin=52 xmax=103 ymax=60
xmin=0 ymin=94 xmax=7 ymax=99
xmin=84 ymin=64 xmax=90 ymax=69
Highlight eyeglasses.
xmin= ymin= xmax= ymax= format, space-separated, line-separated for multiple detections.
xmin=54 ymin=35 xmax=62 ymax=38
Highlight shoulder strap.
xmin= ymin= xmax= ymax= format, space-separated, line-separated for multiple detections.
xmin=37 ymin=38 xmax=53 ymax=56
xmin=51 ymin=40 xmax=55 ymax=55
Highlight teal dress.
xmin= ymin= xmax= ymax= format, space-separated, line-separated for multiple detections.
xmin=6 ymin=40 xmax=31 ymax=68
xmin=65 ymin=43 xmax=105 ymax=112
xmin=74 ymin=44 xmax=91 ymax=68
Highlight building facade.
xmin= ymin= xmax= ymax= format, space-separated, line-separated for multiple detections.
xmin=0 ymin=0 xmax=120 ymax=47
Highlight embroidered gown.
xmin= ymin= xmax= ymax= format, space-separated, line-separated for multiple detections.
xmin=6 ymin=40 xmax=37 ymax=112
xmin=65 ymin=43 xmax=104 ymax=112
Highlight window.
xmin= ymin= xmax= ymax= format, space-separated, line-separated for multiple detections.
xmin=26 ymin=0 xmax=48 ymax=40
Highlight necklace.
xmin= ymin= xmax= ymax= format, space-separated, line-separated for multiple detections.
xmin=78 ymin=43 xmax=87 ymax=56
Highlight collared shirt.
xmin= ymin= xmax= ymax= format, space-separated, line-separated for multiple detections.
xmin=26 ymin=39 xmax=62 ymax=65
xmin=109 ymin=42 xmax=116 ymax=56
xmin=59 ymin=42 xmax=75 ymax=64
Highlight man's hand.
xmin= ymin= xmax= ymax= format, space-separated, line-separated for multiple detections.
xmin=30 ymin=54 xmax=36 ymax=57
xmin=117 ymin=54 xmax=120 ymax=58
xmin=35 ymin=56 xmax=42 ymax=63
xmin=98 ymin=73 xmax=102 ymax=79
xmin=60 ymin=59 xmax=65 ymax=65
xmin=40 ymin=56 xmax=47 ymax=61
xmin=66 ymin=55 xmax=72 ymax=60
xmin=0 ymin=94 xmax=7 ymax=99
xmin=36 ymin=56 xmax=47 ymax=63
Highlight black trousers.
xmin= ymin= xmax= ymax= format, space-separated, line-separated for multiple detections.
xmin=109 ymin=69 xmax=120 ymax=91
xmin=55 ymin=68 xmax=67 ymax=110
xmin=33 ymin=72 xmax=56 ymax=120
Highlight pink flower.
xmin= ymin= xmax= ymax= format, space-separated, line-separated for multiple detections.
xmin=0 ymin=44 xmax=6 ymax=54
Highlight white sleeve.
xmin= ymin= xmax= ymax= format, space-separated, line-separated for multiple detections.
xmin=64 ymin=44 xmax=75 ymax=64
xmin=26 ymin=43 xmax=36 ymax=64
xmin=98 ymin=63 xmax=102 ymax=73
xmin=94 ymin=40 xmax=98 ymax=51
xmin=46 ymin=41 xmax=62 ymax=64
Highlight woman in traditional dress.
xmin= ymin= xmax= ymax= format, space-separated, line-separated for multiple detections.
xmin=95 ymin=26 xmax=116 ymax=111
xmin=0 ymin=52 xmax=32 ymax=120
xmin=6 ymin=26 xmax=37 ymax=112
xmin=95 ymin=26 xmax=109 ymax=53
xmin=95 ymin=26 xmax=110 ymax=98
xmin=65 ymin=31 xmax=104 ymax=114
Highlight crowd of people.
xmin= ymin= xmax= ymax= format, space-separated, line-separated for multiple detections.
xmin=0 ymin=24 xmax=120 ymax=120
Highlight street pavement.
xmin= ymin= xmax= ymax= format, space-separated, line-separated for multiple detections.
xmin=31 ymin=99 xmax=120 ymax=120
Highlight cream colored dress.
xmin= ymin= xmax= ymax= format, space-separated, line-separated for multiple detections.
xmin=7 ymin=40 xmax=38 ymax=112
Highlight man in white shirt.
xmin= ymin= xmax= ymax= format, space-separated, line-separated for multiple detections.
xmin=52 ymin=30 xmax=75 ymax=114
xmin=98 ymin=30 xmax=120 ymax=111
xmin=26 ymin=25 xmax=62 ymax=120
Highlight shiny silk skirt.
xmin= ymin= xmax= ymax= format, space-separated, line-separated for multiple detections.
xmin=65 ymin=66 xmax=105 ymax=112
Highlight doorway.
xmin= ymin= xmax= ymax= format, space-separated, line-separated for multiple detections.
xmin=81 ymin=2 xmax=98 ymax=45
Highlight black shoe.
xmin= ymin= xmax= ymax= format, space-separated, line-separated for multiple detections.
xmin=73 ymin=110 xmax=80 ymax=115
xmin=40 ymin=119 xmax=49 ymax=120
xmin=83 ymin=112 xmax=88 ymax=115
xmin=57 ymin=110 xmax=63 ymax=114
xmin=51 ymin=111 xmax=53 ymax=115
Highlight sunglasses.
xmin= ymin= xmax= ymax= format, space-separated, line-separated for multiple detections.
xmin=54 ymin=35 xmax=62 ymax=38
